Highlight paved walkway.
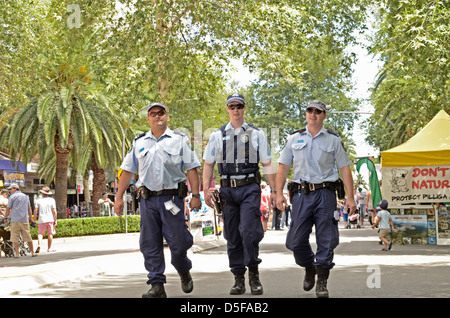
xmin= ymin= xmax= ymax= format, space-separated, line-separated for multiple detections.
xmin=1 ymin=222 xmax=449 ymax=298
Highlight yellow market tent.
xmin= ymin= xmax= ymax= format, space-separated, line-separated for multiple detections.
xmin=381 ymin=110 xmax=450 ymax=167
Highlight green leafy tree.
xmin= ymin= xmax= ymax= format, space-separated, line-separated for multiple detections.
xmin=0 ymin=1 xmax=124 ymax=217
xmin=366 ymin=0 xmax=449 ymax=150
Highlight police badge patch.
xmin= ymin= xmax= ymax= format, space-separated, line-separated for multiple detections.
xmin=240 ymin=134 xmax=249 ymax=143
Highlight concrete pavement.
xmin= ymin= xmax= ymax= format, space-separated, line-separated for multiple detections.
xmin=1 ymin=221 xmax=449 ymax=298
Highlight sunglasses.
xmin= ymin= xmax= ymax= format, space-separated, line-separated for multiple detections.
xmin=148 ymin=110 xmax=166 ymax=117
xmin=306 ymin=108 xmax=324 ymax=115
xmin=228 ymin=104 xmax=245 ymax=110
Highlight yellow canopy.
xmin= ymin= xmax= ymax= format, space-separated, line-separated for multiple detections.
xmin=381 ymin=110 xmax=450 ymax=167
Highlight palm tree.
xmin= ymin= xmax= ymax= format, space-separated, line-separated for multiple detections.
xmin=0 ymin=75 xmax=125 ymax=218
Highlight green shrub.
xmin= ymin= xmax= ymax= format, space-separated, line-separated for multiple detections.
xmin=30 ymin=215 xmax=140 ymax=239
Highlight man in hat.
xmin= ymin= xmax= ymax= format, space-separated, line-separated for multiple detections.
xmin=4 ymin=183 xmax=37 ymax=257
xmin=203 ymin=93 xmax=276 ymax=295
xmin=115 ymin=102 xmax=202 ymax=298
xmin=33 ymin=186 xmax=57 ymax=253
xmin=275 ymin=100 xmax=356 ymax=298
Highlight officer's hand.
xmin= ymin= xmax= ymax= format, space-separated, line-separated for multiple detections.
xmin=276 ymin=193 xmax=287 ymax=212
xmin=270 ymin=192 xmax=277 ymax=209
xmin=204 ymin=190 xmax=214 ymax=208
xmin=189 ymin=197 xmax=202 ymax=210
xmin=114 ymin=197 xmax=124 ymax=218
xmin=345 ymin=197 xmax=357 ymax=214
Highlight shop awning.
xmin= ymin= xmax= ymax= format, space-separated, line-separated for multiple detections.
xmin=381 ymin=110 xmax=450 ymax=167
xmin=0 ymin=159 xmax=27 ymax=172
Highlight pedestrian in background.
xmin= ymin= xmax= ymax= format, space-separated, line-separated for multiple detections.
xmin=203 ymin=93 xmax=276 ymax=296
xmin=98 ymin=192 xmax=114 ymax=217
xmin=276 ymin=100 xmax=356 ymax=298
xmin=33 ymin=186 xmax=57 ymax=253
xmin=371 ymin=199 xmax=396 ymax=251
xmin=3 ymin=183 xmax=37 ymax=258
xmin=0 ymin=189 xmax=9 ymax=217
xmin=115 ymin=102 xmax=201 ymax=298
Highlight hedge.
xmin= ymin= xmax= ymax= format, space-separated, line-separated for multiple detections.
xmin=30 ymin=215 xmax=141 ymax=239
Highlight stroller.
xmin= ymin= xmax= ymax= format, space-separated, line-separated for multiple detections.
xmin=0 ymin=218 xmax=31 ymax=257
xmin=346 ymin=213 xmax=361 ymax=229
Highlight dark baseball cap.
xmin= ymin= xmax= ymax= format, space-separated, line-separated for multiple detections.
xmin=378 ymin=199 xmax=389 ymax=209
xmin=226 ymin=94 xmax=245 ymax=105
xmin=147 ymin=102 xmax=167 ymax=113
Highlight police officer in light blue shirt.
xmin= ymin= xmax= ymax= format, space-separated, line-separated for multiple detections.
xmin=276 ymin=100 xmax=357 ymax=298
xmin=203 ymin=94 xmax=276 ymax=296
xmin=115 ymin=103 xmax=202 ymax=298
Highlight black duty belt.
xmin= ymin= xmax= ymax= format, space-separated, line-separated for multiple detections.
xmin=139 ymin=187 xmax=178 ymax=199
xmin=220 ymin=177 xmax=257 ymax=188
xmin=291 ymin=180 xmax=338 ymax=195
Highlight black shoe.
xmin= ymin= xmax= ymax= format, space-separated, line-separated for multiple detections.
xmin=179 ymin=271 xmax=193 ymax=293
xmin=142 ymin=283 xmax=167 ymax=298
xmin=248 ymin=266 xmax=263 ymax=295
xmin=230 ymin=274 xmax=246 ymax=295
xmin=316 ymin=268 xmax=329 ymax=298
xmin=303 ymin=266 xmax=316 ymax=291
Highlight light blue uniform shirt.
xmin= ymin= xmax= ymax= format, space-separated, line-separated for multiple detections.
xmin=203 ymin=121 xmax=272 ymax=179
xmin=120 ymin=127 xmax=200 ymax=191
xmin=278 ymin=127 xmax=351 ymax=184
xmin=7 ymin=190 xmax=30 ymax=223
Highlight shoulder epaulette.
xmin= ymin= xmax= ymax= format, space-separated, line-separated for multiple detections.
xmin=247 ymin=123 xmax=260 ymax=131
xmin=290 ymin=128 xmax=306 ymax=135
xmin=327 ymin=129 xmax=340 ymax=138
xmin=134 ymin=132 xmax=146 ymax=141
xmin=173 ymin=130 xmax=187 ymax=137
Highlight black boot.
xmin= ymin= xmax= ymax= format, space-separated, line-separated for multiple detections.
xmin=316 ymin=268 xmax=330 ymax=298
xmin=230 ymin=274 xmax=246 ymax=295
xmin=303 ymin=266 xmax=316 ymax=291
xmin=142 ymin=283 xmax=167 ymax=298
xmin=248 ymin=266 xmax=263 ymax=295
xmin=179 ymin=271 xmax=193 ymax=293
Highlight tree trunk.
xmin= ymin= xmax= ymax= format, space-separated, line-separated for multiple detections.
xmin=54 ymin=150 xmax=70 ymax=219
xmin=54 ymin=131 xmax=73 ymax=219
xmin=91 ymin=153 xmax=106 ymax=217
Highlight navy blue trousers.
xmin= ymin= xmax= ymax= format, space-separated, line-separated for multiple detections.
xmin=139 ymin=195 xmax=193 ymax=285
xmin=220 ymin=183 xmax=264 ymax=275
xmin=286 ymin=188 xmax=339 ymax=270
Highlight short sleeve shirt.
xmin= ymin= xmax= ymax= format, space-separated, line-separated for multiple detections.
xmin=120 ymin=127 xmax=200 ymax=191
xmin=377 ymin=209 xmax=392 ymax=229
xmin=278 ymin=127 xmax=351 ymax=183
xmin=7 ymin=190 xmax=30 ymax=222
xmin=35 ymin=197 xmax=56 ymax=223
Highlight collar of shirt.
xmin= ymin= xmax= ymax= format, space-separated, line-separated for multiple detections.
xmin=145 ymin=127 xmax=174 ymax=142
xmin=224 ymin=121 xmax=249 ymax=133
xmin=304 ymin=126 xmax=327 ymax=138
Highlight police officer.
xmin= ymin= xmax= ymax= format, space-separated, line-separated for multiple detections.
xmin=115 ymin=102 xmax=202 ymax=298
xmin=275 ymin=100 xmax=357 ymax=298
xmin=203 ymin=94 xmax=276 ymax=295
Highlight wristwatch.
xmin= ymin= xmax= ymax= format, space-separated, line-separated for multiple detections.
xmin=271 ymin=189 xmax=277 ymax=193
xmin=192 ymin=193 xmax=201 ymax=199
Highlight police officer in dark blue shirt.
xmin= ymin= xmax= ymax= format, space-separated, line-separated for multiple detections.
xmin=115 ymin=103 xmax=202 ymax=298
xmin=203 ymin=94 xmax=276 ymax=296
xmin=276 ymin=100 xmax=357 ymax=298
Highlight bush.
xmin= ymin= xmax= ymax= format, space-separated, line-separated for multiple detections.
xmin=30 ymin=215 xmax=140 ymax=239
